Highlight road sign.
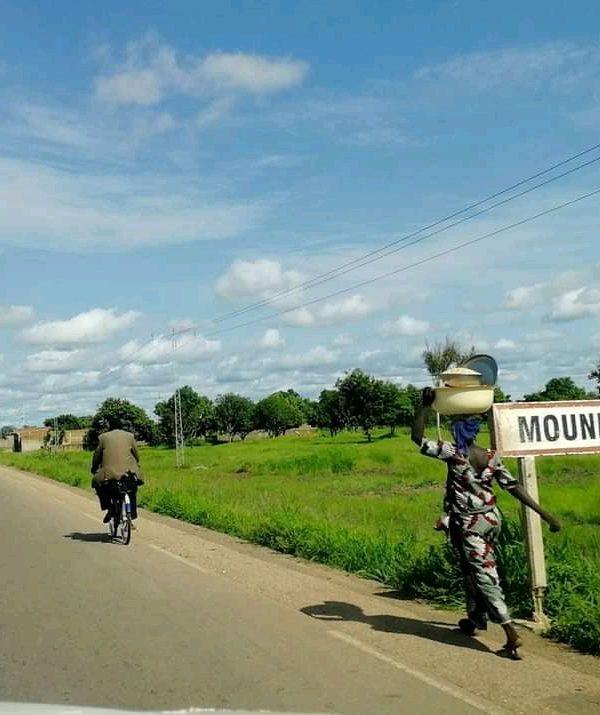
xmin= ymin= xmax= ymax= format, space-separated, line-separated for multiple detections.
xmin=491 ymin=399 xmax=600 ymax=629
xmin=492 ymin=400 xmax=600 ymax=457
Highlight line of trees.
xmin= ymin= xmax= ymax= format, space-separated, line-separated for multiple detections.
xmin=34 ymin=349 xmax=600 ymax=449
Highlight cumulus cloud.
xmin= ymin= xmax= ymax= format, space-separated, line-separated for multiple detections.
xmin=547 ymin=287 xmax=600 ymax=322
xmin=277 ymin=346 xmax=338 ymax=369
xmin=21 ymin=309 xmax=140 ymax=346
xmin=282 ymin=307 xmax=315 ymax=327
xmin=281 ymin=294 xmax=375 ymax=328
xmin=119 ymin=334 xmax=221 ymax=365
xmin=380 ymin=315 xmax=430 ymax=337
xmin=504 ymin=268 xmax=600 ymax=324
xmin=197 ymin=53 xmax=308 ymax=94
xmin=95 ymin=35 xmax=308 ymax=105
xmin=0 ymin=305 xmax=35 ymax=328
xmin=258 ymin=328 xmax=285 ymax=350
xmin=318 ymin=295 xmax=374 ymax=323
xmin=35 ymin=371 xmax=103 ymax=395
xmin=505 ymin=283 xmax=546 ymax=309
xmin=24 ymin=349 xmax=94 ymax=373
xmin=216 ymin=258 xmax=304 ymax=300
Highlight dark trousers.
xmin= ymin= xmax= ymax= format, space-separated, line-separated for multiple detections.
xmin=94 ymin=478 xmax=139 ymax=519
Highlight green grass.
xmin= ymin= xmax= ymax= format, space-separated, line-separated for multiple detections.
xmin=3 ymin=427 xmax=600 ymax=654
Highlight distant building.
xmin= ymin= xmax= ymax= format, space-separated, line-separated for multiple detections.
xmin=11 ymin=427 xmax=87 ymax=452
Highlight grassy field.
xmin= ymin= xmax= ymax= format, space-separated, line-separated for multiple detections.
xmin=2 ymin=427 xmax=600 ymax=654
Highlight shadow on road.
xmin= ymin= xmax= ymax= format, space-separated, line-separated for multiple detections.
xmin=300 ymin=600 xmax=492 ymax=653
xmin=64 ymin=532 xmax=112 ymax=543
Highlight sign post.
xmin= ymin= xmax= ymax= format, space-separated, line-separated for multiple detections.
xmin=517 ymin=456 xmax=549 ymax=629
xmin=492 ymin=400 xmax=600 ymax=629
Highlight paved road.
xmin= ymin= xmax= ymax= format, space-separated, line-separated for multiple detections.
xmin=1 ymin=465 xmax=600 ymax=714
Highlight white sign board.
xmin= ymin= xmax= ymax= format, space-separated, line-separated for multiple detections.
xmin=492 ymin=400 xmax=600 ymax=457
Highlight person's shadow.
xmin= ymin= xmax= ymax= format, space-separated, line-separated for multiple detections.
xmin=300 ymin=601 xmax=492 ymax=653
xmin=64 ymin=532 xmax=112 ymax=543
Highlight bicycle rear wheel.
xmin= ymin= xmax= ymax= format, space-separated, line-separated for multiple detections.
xmin=121 ymin=497 xmax=132 ymax=545
xmin=111 ymin=498 xmax=121 ymax=539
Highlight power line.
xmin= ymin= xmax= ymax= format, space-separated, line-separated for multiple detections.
xmin=204 ymin=142 xmax=600 ymax=326
xmin=14 ymin=147 xmax=600 ymax=416
xmin=185 ymin=186 xmax=600 ymax=340
xmin=104 ymin=182 xmax=600 ymax=381
xmin=81 ymin=145 xmax=600 ymax=388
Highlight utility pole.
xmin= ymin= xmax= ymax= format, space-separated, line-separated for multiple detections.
xmin=172 ymin=330 xmax=185 ymax=467
xmin=53 ymin=416 xmax=59 ymax=454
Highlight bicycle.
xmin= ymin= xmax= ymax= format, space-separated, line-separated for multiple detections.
xmin=107 ymin=475 xmax=135 ymax=545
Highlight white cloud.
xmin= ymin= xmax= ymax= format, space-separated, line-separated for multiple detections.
xmin=505 ymin=283 xmax=546 ymax=309
xmin=216 ymin=259 xmax=304 ymax=300
xmin=380 ymin=315 xmax=430 ymax=337
xmin=282 ymin=295 xmax=375 ymax=328
xmin=318 ymin=295 xmax=374 ymax=323
xmin=278 ymin=346 xmax=338 ymax=369
xmin=119 ymin=334 xmax=221 ymax=365
xmin=95 ymin=36 xmax=308 ymax=105
xmin=167 ymin=318 xmax=197 ymax=332
xmin=36 ymin=371 xmax=103 ymax=395
xmin=282 ymin=307 xmax=315 ymax=327
xmin=21 ymin=309 xmax=140 ymax=346
xmin=333 ymin=333 xmax=353 ymax=347
xmin=547 ymin=287 xmax=600 ymax=322
xmin=196 ymin=53 xmax=309 ymax=94
xmin=0 ymin=157 xmax=265 ymax=251
xmin=258 ymin=328 xmax=285 ymax=350
xmin=414 ymin=43 xmax=600 ymax=90
xmin=195 ymin=97 xmax=236 ymax=128
xmin=493 ymin=339 xmax=517 ymax=351
xmin=0 ymin=305 xmax=34 ymax=328
xmin=24 ymin=349 xmax=93 ymax=373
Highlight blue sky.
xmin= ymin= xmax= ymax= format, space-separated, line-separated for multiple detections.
xmin=1 ymin=0 xmax=599 ymax=425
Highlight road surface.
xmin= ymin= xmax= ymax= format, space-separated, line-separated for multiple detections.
xmin=1 ymin=464 xmax=600 ymax=714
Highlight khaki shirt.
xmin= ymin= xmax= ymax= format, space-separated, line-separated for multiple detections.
xmin=91 ymin=429 xmax=141 ymax=485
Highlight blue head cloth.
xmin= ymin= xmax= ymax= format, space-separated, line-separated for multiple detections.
xmin=451 ymin=418 xmax=481 ymax=455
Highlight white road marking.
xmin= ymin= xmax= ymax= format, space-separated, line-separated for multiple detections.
xmin=327 ymin=630 xmax=510 ymax=715
xmin=147 ymin=543 xmax=210 ymax=574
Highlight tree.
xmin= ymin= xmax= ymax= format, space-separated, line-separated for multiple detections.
xmin=317 ymin=389 xmax=348 ymax=436
xmin=87 ymin=398 xmax=155 ymax=448
xmin=493 ymin=386 xmax=511 ymax=403
xmin=214 ymin=393 xmax=255 ymax=441
xmin=155 ymin=386 xmax=215 ymax=446
xmin=43 ymin=414 xmax=92 ymax=430
xmin=254 ymin=392 xmax=304 ymax=437
xmin=381 ymin=382 xmax=415 ymax=435
xmin=1 ymin=425 xmax=15 ymax=439
xmin=299 ymin=397 xmax=319 ymax=426
xmin=422 ymin=338 xmax=476 ymax=382
xmin=523 ymin=377 xmax=588 ymax=402
xmin=336 ymin=368 xmax=386 ymax=441
xmin=589 ymin=361 xmax=600 ymax=396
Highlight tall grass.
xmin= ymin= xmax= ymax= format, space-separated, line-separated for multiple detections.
xmin=2 ymin=429 xmax=600 ymax=654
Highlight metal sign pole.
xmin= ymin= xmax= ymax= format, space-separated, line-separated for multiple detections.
xmin=517 ymin=455 xmax=550 ymax=630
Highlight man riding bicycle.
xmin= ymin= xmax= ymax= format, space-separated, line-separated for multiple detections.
xmin=90 ymin=417 xmax=144 ymax=524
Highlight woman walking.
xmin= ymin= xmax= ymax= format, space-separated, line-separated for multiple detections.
xmin=412 ymin=387 xmax=561 ymax=659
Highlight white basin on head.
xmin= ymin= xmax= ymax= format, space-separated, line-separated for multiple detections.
xmin=433 ymin=385 xmax=494 ymax=416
